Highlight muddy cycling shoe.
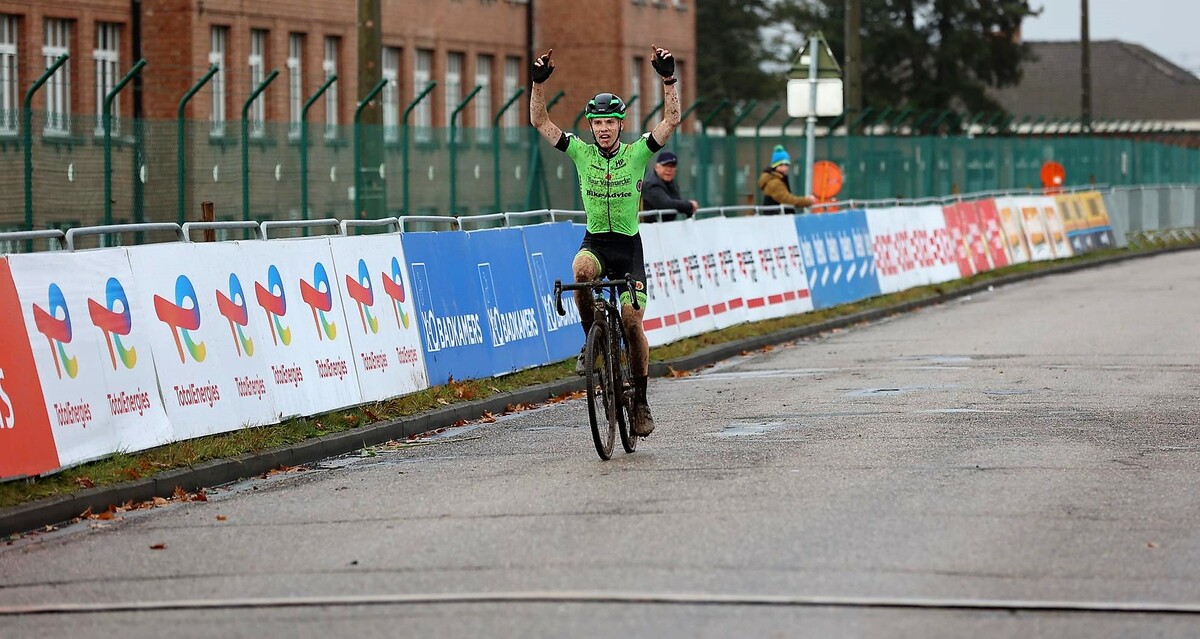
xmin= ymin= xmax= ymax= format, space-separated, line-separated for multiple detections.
xmin=633 ymin=402 xmax=656 ymax=436
xmin=574 ymin=347 xmax=588 ymax=376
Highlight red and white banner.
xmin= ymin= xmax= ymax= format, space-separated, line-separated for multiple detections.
xmin=696 ymin=216 xmax=751 ymax=331
xmin=739 ymin=216 xmax=812 ymax=322
xmin=127 ymin=243 xmax=282 ymax=440
xmin=9 ymin=250 xmax=174 ymax=468
xmin=327 ymin=235 xmax=429 ymax=402
xmin=972 ymin=199 xmax=1011 ymax=269
xmin=942 ymin=202 xmax=977 ymax=278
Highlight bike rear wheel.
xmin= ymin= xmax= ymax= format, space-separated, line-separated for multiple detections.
xmin=585 ymin=321 xmax=616 ymax=460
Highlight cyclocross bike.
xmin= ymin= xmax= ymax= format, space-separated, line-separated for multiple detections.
xmin=554 ymin=275 xmax=640 ymax=460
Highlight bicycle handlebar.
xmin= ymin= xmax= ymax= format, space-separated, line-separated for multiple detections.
xmin=554 ymin=273 xmax=641 ymax=317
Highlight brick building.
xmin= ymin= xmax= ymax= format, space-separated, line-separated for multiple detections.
xmin=0 ymin=0 xmax=696 ymax=229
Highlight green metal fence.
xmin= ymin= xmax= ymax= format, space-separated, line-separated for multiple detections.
xmin=4 ymin=109 xmax=1199 ymax=233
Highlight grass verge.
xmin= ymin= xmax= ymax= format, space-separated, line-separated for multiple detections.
xmin=1 ymin=239 xmax=1195 ymax=511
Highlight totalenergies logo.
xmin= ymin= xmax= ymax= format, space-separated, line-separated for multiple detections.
xmin=32 ymin=283 xmax=79 ymax=379
xmin=216 ymin=273 xmax=254 ymax=357
xmin=300 ymin=262 xmax=337 ymax=341
xmin=154 ymin=275 xmax=207 ymax=363
xmin=0 ymin=368 xmax=12 ymax=428
xmin=254 ymin=265 xmax=291 ymax=346
xmin=88 ymin=277 xmax=137 ymax=370
xmin=384 ymin=257 xmax=411 ymax=329
xmin=344 ymin=259 xmax=380 ymax=335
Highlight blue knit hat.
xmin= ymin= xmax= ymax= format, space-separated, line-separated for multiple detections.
xmin=770 ymin=144 xmax=791 ymax=167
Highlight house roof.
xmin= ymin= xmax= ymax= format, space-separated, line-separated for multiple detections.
xmin=990 ymin=40 xmax=1200 ymax=121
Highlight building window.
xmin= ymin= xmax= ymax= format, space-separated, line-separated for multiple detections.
xmin=209 ymin=26 xmax=228 ymax=136
xmin=382 ymin=46 xmax=400 ymax=142
xmin=0 ymin=15 xmax=18 ymax=134
xmin=94 ymin=23 xmax=121 ymax=136
xmin=323 ymin=36 xmax=339 ymax=138
xmin=629 ymin=57 xmax=642 ymax=132
xmin=503 ymin=55 xmax=519 ymax=143
xmin=248 ymin=29 xmax=267 ymax=137
xmin=445 ymin=51 xmax=463 ymax=141
xmin=650 ymin=56 xmax=662 ymax=126
xmin=474 ymin=54 xmax=492 ymax=143
xmin=287 ymin=34 xmax=303 ymax=138
xmin=414 ymin=49 xmax=432 ymax=142
xmin=43 ymin=19 xmax=71 ymax=135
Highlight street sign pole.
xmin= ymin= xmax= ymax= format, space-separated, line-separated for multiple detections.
xmin=804 ymin=33 xmax=819 ymax=197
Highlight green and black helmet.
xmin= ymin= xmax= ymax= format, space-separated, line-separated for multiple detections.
xmin=585 ymin=93 xmax=627 ymax=120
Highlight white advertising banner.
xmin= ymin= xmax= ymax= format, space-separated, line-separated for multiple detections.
xmin=994 ymin=197 xmax=1032 ymax=264
xmin=1008 ymin=196 xmax=1056 ymax=261
xmin=8 ymin=250 xmax=174 ymax=466
xmin=868 ymin=208 xmax=918 ymax=294
xmin=649 ymin=219 xmax=718 ymax=341
xmin=126 ymin=242 xmax=280 ymax=440
xmin=740 ymin=216 xmax=812 ymax=322
xmin=640 ymin=223 xmax=684 ymax=347
xmin=327 ymin=235 xmax=430 ymax=402
xmin=916 ymin=205 xmax=960 ymax=284
xmin=1033 ymin=195 xmax=1073 ymax=259
xmin=236 ymin=239 xmax=364 ymax=417
xmin=695 ymin=216 xmax=751 ymax=331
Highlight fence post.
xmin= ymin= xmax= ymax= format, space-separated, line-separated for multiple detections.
xmin=524 ymin=90 xmax=563 ymax=210
xmin=727 ymin=100 xmax=758 ymax=205
xmin=200 ymin=201 xmax=216 ymax=242
xmin=491 ymin=87 xmax=524 ymax=213
xmin=299 ymin=74 xmax=337 ymax=223
xmin=23 ymin=53 xmax=69 ymax=240
xmin=103 ymin=59 xmax=146 ymax=227
xmin=354 ymin=78 xmax=387 ymax=219
xmin=448 ymin=84 xmax=483 ymax=215
xmin=679 ymin=98 xmax=704 ymax=129
xmin=401 ymin=81 xmax=437 ymax=215
xmin=177 ymin=65 xmax=219 ymax=224
xmin=241 ymin=69 xmax=279 ymax=221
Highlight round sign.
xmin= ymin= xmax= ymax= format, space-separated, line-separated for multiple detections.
xmin=812 ymin=160 xmax=844 ymax=201
xmin=1041 ymin=161 xmax=1066 ymax=189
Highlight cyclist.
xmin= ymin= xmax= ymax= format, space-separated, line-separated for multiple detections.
xmin=529 ymin=46 xmax=682 ymax=437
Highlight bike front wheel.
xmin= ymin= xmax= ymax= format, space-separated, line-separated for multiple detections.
xmin=615 ymin=329 xmax=637 ymax=454
xmin=585 ymin=321 xmax=617 ymax=460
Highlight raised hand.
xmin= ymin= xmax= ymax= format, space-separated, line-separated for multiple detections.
xmin=650 ymin=45 xmax=675 ymax=79
xmin=532 ymin=49 xmax=555 ymax=84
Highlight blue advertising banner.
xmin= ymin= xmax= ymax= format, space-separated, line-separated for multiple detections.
xmin=519 ymin=222 xmax=586 ymax=363
xmin=795 ymin=211 xmax=880 ymax=309
xmin=401 ymin=231 xmax=492 ymax=385
xmin=467 ymin=227 xmax=552 ymax=375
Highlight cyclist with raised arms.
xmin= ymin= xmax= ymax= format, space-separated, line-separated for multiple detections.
xmin=530 ymin=45 xmax=681 ymax=437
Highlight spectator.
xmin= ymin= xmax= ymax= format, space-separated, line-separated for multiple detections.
xmin=642 ymin=151 xmax=698 ymax=222
xmin=758 ymin=145 xmax=815 ymax=213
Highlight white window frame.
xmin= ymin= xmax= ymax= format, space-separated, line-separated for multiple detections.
xmin=629 ymin=57 xmax=643 ymax=132
xmin=93 ymin=23 xmax=121 ymax=137
xmin=248 ymin=29 xmax=266 ymax=138
xmin=287 ymin=33 xmax=303 ymax=138
xmin=209 ymin=26 xmax=227 ymax=137
xmin=445 ymin=51 xmax=463 ymax=143
xmin=503 ymin=56 xmax=519 ymax=143
xmin=382 ymin=46 xmax=400 ymax=143
xmin=43 ymin=19 xmax=71 ymax=136
xmin=474 ymin=54 xmax=492 ymax=143
xmin=323 ymin=36 xmax=339 ymax=138
xmin=0 ymin=15 xmax=18 ymax=134
xmin=414 ymin=49 xmax=433 ymax=143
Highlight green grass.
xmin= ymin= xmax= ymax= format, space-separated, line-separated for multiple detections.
xmin=0 ymin=239 xmax=1194 ymax=512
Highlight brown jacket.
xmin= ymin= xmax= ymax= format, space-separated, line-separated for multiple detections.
xmin=758 ymin=169 xmax=815 ymax=209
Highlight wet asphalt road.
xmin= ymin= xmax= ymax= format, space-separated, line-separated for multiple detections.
xmin=2 ymin=251 xmax=1199 ymax=638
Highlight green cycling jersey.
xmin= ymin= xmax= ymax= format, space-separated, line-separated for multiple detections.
xmin=561 ymin=133 xmax=661 ymax=236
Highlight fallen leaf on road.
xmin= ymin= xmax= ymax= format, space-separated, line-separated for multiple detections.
xmin=480 ymin=411 xmax=496 ymax=423
xmin=149 ymin=543 xmax=166 ymax=550
xmin=153 ymin=497 xmax=168 ymax=506
xmin=216 ymin=515 xmax=227 ymax=521
xmin=436 ymin=398 xmax=450 ymax=405
xmin=74 ymin=477 xmax=95 ymax=489
xmin=667 ymin=367 xmax=690 ymax=378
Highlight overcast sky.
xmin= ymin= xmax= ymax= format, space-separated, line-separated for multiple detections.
xmin=1022 ymin=0 xmax=1200 ymax=74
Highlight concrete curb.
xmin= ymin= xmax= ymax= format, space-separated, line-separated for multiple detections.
xmin=2 ymin=244 xmax=1194 ymax=537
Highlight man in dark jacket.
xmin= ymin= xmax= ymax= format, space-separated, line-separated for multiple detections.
xmin=641 ymin=151 xmax=698 ymax=222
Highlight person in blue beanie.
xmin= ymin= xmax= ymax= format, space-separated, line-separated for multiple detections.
xmin=641 ymin=151 xmax=698 ymax=222
xmin=758 ymin=145 xmax=815 ymax=213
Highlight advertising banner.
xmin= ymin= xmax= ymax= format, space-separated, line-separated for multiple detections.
xmin=1034 ymin=195 xmax=1073 ymax=259
xmin=237 ymin=239 xmax=363 ymax=417
xmin=0 ymin=258 xmax=61 ymax=479
xmin=955 ymin=201 xmax=994 ymax=273
xmin=645 ymin=219 xmax=718 ymax=341
xmin=1056 ymin=193 xmax=1095 ymax=254
xmin=9 ymin=250 xmax=174 ymax=468
xmin=694 ymin=216 xmax=750 ymax=331
xmin=916 ymin=205 xmax=960 ymax=284
xmin=401 ymin=231 xmax=492 ymax=385
xmin=736 ymin=216 xmax=812 ymax=322
xmin=796 ymin=210 xmax=879 ymax=309
xmin=519 ymin=222 xmax=585 ymax=364
xmin=468 ymin=227 xmax=552 ymax=375
xmin=1008 ymin=196 xmax=1055 ymax=261
xmin=973 ymin=199 xmax=1011 ymax=269
xmin=867 ymin=207 xmax=919 ymax=294
xmin=941 ymin=203 xmax=977 ymax=278
xmin=1079 ymin=191 xmax=1117 ymax=250
xmin=327 ymin=235 xmax=430 ymax=403
xmin=127 ymin=243 xmax=281 ymax=440
xmin=994 ymin=197 xmax=1031 ymax=264
xmin=639 ymin=222 xmax=684 ymax=346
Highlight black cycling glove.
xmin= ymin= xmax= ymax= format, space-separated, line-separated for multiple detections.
xmin=651 ymin=49 xmax=675 ymax=78
xmin=531 ymin=52 xmax=554 ymax=84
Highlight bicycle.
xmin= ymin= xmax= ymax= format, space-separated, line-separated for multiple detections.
xmin=554 ymin=274 xmax=640 ymax=460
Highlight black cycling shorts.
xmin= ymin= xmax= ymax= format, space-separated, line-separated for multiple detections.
xmin=576 ymin=231 xmax=648 ymax=308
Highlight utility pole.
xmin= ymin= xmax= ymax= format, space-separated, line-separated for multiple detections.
xmin=357 ymin=0 xmax=384 ymax=217
xmin=1081 ymin=0 xmax=1092 ymax=131
xmin=844 ymin=0 xmax=862 ymax=133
